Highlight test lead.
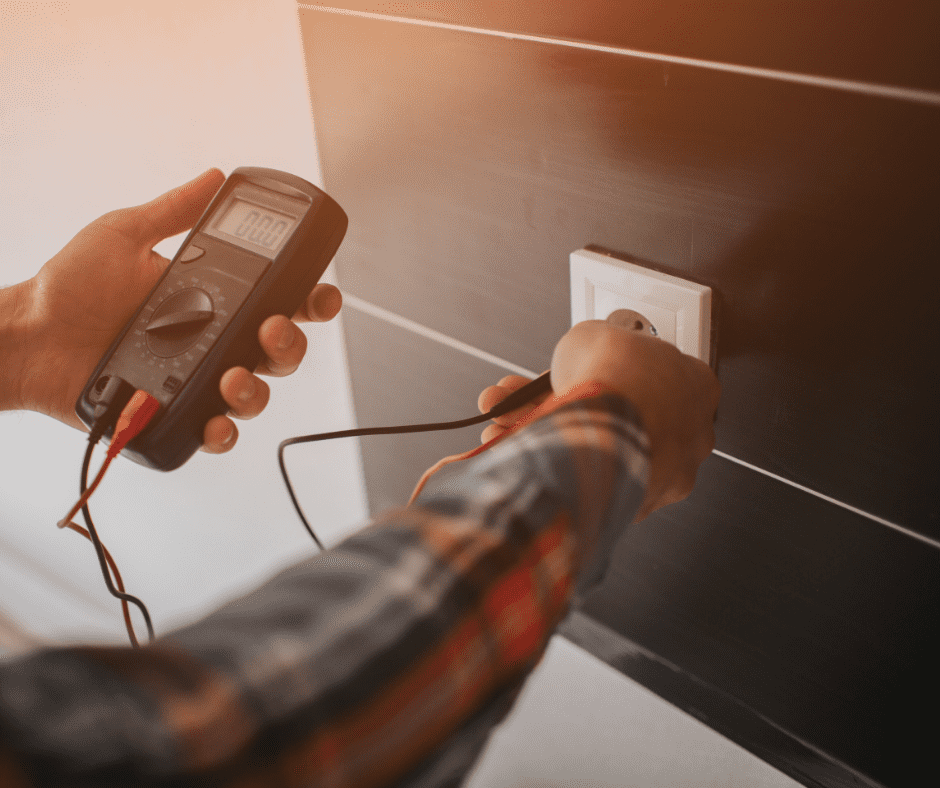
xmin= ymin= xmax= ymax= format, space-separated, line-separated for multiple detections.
xmin=59 ymin=389 xmax=161 ymax=647
xmin=58 ymin=390 xmax=161 ymax=529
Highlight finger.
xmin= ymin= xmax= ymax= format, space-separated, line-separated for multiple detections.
xmin=110 ymin=168 xmax=226 ymax=247
xmin=477 ymin=376 xmax=533 ymax=413
xmin=480 ymin=423 xmax=506 ymax=444
xmin=201 ymin=415 xmax=239 ymax=454
xmin=255 ymin=314 xmax=309 ymax=377
xmin=491 ymin=405 xmax=540 ymax=429
xmin=294 ymin=283 xmax=342 ymax=323
xmin=219 ymin=367 xmax=271 ymax=419
xmin=478 ymin=384 xmax=510 ymax=414
xmin=497 ymin=374 xmax=533 ymax=389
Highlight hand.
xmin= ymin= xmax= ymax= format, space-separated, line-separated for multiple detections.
xmin=476 ymin=373 xmax=551 ymax=444
xmin=16 ymin=169 xmax=343 ymax=453
xmin=552 ymin=309 xmax=720 ymax=520
xmin=479 ymin=310 xmax=721 ymax=522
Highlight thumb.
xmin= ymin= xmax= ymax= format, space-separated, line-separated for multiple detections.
xmin=113 ymin=168 xmax=226 ymax=248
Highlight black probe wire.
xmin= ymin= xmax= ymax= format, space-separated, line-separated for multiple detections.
xmin=279 ymin=371 xmax=553 ymax=550
xmin=80 ymin=432 xmax=155 ymax=644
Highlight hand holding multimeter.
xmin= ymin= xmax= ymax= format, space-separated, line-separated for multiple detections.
xmin=21 ymin=168 xmax=342 ymax=461
xmin=60 ymin=167 xmax=347 ymax=469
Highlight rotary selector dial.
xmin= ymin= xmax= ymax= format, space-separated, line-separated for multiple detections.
xmin=145 ymin=288 xmax=214 ymax=358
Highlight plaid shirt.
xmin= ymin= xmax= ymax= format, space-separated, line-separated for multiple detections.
xmin=0 ymin=391 xmax=649 ymax=787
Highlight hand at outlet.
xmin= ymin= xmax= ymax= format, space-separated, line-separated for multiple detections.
xmin=479 ymin=309 xmax=719 ymax=521
xmin=552 ymin=310 xmax=721 ymax=522
xmin=475 ymin=310 xmax=661 ymax=444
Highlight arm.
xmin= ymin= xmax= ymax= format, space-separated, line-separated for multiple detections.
xmin=0 ymin=387 xmax=649 ymax=787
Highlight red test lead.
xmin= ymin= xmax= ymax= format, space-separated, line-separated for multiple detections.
xmin=57 ymin=390 xmax=160 ymax=530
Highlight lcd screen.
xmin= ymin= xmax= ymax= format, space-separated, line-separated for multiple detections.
xmin=214 ymin=199 xmax=299 ymax=255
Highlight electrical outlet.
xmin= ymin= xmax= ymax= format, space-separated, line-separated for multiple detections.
xmin=570 ymin=248 xmax=712 ymax=362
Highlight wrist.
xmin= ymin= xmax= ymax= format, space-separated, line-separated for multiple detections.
xmin=0 ymin=279 xmax=77 ymax=426
xmin=0 ymin=280 xmax=37 ymax=413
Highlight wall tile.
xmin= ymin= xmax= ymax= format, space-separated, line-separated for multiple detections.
xmin=302 ymin=10 xmax=940 ymax=537
xmin=575 ymin=456 xmax=939 ymax=788
xmin=299 ymin=1 xmax=940 ymax=92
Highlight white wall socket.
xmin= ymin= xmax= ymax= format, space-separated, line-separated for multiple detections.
xmin=570 ymin=248 xmax=712 ymax=363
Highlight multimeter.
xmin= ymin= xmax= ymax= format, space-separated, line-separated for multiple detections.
xmin=75 ymin=167 xmax=348 ymax=471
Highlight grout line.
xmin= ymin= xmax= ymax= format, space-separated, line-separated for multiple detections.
xmin=711 ymin=451 xmax=940 ymax=549
xmin=344 ymin=294 xmax=540 ymax=378
xmin=300 ymin=5 xmax=940 ymax=108
xmin=344 ymin=295 xmax=940 ymax=550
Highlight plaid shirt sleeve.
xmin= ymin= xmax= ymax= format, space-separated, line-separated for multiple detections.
xmin=0 ymin=390 xmax=649 ymax=788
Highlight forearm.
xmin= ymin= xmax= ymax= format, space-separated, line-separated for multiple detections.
xmin=0 ymin=393 xmax=649 ymax=787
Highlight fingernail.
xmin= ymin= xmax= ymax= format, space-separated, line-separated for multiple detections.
xmin=222 ymin=425 xmax=235 ymax=444
xmin=238 ymin=379 xmax=256 ymax=402
xmin=277 ymin=324 xmax=294 ymax=350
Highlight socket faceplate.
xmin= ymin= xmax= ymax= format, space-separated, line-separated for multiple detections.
xmin=570 ymin=248 xmax=711 ymax=362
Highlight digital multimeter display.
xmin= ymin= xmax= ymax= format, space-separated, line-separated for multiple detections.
xmin=214 ymin=199 xmax=298 ymax=253
xmin=203 ymin=182 xmax=307 ymax=258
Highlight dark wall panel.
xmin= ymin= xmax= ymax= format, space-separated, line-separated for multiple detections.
xmin=576 ymin=458 xmax=939 ymax=788
xmin=301 ymin=9 xmax=940 ymax=538
xmin=303 ymin=1 xmax=940 ymax=92
xmin=300 ymin=5 xmax=940 ymax=787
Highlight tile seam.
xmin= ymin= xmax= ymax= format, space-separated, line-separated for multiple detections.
xmin=710 ymin=450 xmax=939 ymax=548
xmin=344 ymin=294 xmax=540 ymax=378
xmin=344 ymin=294 xmax=940 ymax=550
xmin=299 ymin=4 xmax=940 ymax=108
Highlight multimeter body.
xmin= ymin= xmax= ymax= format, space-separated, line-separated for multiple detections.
xmin=76 ymin=167 xmax=348 ymax=471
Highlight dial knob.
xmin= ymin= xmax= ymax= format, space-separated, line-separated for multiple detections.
xmin=145 ymin=288 xmax=214 ymax=358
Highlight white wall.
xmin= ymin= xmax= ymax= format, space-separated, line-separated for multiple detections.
xmin=0 ymin=0 xmax=367 ymax=645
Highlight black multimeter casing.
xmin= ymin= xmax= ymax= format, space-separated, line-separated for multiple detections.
xmin=75 ymin=167 xmax=348 ymax=471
